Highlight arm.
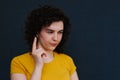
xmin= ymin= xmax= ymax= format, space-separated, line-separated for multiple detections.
xmin=30 ymin=37 xmax=47 ymax=80
xmin=11 ymin=74 xmax=27 ymax=80
xmin=30 ymin=65 xmax=43 ymax=80
xmin=11 ymin=66 xmax=43 ymax=80
xmin=30 ymin=37 xmax=45 ymax=80
xmin=11 ymin=37 xmax=45 ymax=80
xmin=11 ymin=63 xmax=43 ymax=80
xmin=70 ymin=71 xmax=79 ymax=80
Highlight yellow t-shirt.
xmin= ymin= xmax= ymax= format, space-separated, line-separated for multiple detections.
xmin=10 ymin=52 xmax=76 ymax=80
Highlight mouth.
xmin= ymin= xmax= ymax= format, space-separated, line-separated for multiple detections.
xmin=50 ymin=43 xmax=58 ymax=47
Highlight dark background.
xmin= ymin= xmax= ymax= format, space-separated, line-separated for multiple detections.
xmin=0 ymin=0 xmax=120 ymax=80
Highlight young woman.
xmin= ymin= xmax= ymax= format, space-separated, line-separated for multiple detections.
xmin=10 ymin=5 xmax=79 ymax=80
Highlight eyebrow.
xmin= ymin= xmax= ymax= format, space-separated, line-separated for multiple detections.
xmin=45 ymin=28 xmax=63 ymax=31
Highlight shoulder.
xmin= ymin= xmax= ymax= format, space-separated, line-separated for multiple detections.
xmin=10 ymin=52 xmax=34 ymax=74
xmin=11 ymin=52 xmax=33 ymax=62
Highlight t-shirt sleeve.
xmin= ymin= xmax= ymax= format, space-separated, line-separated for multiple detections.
xmin=62 ymin=54 xmax=77 ymax=76
xmin=10 ymin=57 xmax=25 ymax=74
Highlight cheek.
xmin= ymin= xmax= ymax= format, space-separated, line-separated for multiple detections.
xmin=41 ymin=37 xmax=49 ymax=42
xmin=39 ymin=34 xmax=48 ymax=43
xmin=42 ymin=35 xmax=52 ymax=43
xmin=59 ymin=35 xmax=63 ymax=41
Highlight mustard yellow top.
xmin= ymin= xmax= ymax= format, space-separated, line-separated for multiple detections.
xmin=10 ymin=52 xmax=76 ymax=80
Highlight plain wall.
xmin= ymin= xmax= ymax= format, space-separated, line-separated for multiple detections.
xmin=0 ymin=0 xmax=120 ymax=80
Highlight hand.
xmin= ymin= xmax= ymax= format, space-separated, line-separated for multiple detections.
xmin=32 ymin=37 xmax=47 ymax=67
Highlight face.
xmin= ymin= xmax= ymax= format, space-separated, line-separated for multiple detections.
xmin=38 ymin=21 xmax=64 ymax=52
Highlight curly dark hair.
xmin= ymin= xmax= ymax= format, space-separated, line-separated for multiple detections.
xmin=24 ymin=5 xmax=71 ymax=53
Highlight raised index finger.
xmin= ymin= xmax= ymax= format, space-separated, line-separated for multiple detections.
xmin=32 ymin=37 xmax=37 ymax=51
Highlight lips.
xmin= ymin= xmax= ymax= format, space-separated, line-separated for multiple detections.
xmin=50 ymin=43 xmax=58 ymax=46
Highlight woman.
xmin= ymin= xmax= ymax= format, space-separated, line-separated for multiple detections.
xmin=10 ymin=5 xmax=79 ymax=80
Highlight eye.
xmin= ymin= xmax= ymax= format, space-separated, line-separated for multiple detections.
xmin=46 ymin=30 xmax=53 ymax=33
xmin=58 ymin=30 xmax=63 ymax=34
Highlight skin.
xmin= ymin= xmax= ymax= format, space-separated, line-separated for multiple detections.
xmin=11 ymin=21 xmax=79 ymax=80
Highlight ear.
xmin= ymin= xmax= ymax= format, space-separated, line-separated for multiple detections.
xmin=36 ymin=32 xmax=39 ymax=38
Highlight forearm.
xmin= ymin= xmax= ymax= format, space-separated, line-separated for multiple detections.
xmin=70 ymin=71 xmax=79 ymax=80
xmin=30 ymin=65 xmax=43 ymax=80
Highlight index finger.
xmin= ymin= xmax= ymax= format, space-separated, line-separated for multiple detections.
xmin=32 ymin=37 xmax=37 ymax=51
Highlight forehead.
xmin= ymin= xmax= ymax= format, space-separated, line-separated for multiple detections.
xmin=44 ymin=21 xmax=64 ymax=30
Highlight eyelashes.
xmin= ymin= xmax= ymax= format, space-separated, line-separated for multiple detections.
xmin=46 ymin=30 xmax=63 ymax=34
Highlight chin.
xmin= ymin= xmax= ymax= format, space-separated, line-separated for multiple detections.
xmin=49 ymin=47 xmax=56 ymax=51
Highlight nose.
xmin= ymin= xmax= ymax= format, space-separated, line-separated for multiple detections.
xmin=53 ymin=33 xmax=58 ymax=41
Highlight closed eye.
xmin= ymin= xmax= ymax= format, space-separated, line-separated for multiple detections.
xmin=46 ymin=30 xmax=54 ymax=33
xmin=45 ymin=29 xmax=63 ymax=34
xmin=58 ymin=30 xmax=63 ymax=34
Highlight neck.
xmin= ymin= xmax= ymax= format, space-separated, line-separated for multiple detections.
xmin=46 ymin=51 xmax=54 ymax=57
xmin=43 ymin=51 xmax=54 ymax=63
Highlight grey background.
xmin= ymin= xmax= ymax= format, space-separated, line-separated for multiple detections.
xmin=0 ymin=0 xmax=120 ymax=80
